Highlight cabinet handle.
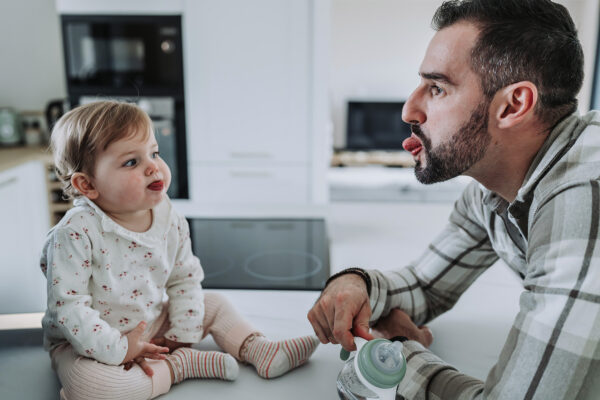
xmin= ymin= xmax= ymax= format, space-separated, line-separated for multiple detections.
xmin=229 ymin=171 xmax=272 ymax=178
xmin=0 ymin=176 xmax=17 ymax=189
xmin=229 ymin=152 xmax=272 ymax=159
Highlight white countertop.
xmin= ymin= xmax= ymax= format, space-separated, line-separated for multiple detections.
xmin=0 ymin=200 xmax=523 ymax=399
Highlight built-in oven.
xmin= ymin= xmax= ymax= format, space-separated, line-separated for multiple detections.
xmin=60 ymin=15 xmax=188 ymax=198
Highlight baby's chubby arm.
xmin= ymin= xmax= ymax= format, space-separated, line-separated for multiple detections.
xmin=44 ymin=226 xmax=128 ymax=365
xmin=164 ymin=217 xmax=205 ymax=344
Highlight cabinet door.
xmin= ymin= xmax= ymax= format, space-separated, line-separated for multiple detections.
xmin=192 ymin=163 xmax=308 ymax=204
xmin=185 ymin=0 xmax=310 ymax=163
xmin=0 ymin=161 xmax=49 ymax=313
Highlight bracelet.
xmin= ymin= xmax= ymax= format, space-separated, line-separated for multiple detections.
xmin=324 ymin=267 xmax=371 ymax=296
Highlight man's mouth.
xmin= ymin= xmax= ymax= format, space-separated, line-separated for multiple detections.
xmin=403 ymin=134 xmax=423 ymax=156
xmin=148 ymin=180 xmax=164 ymax=191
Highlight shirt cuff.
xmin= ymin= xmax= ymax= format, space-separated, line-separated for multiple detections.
xmin=397 ymin=341 xmax=457 ymax=399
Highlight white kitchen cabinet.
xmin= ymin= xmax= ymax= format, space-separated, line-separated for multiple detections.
xmin=184 ymin=0 xmax=330 ymax=206
xmin=191 ymin=163 xmax=309 ymax=204
xmin=0 ymin=161 xmax=49 ymax=314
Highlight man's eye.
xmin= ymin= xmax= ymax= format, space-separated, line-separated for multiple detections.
xmin=123 ymin=159 xmax=137 ymax=167
xmin=151 ymin=151 xmax=160 ymax=159
xmin=430 ymin=85 xmax=444 ymax=96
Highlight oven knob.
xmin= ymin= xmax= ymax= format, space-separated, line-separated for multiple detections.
xmin=161 ymin=40 xmax=175 ymax=54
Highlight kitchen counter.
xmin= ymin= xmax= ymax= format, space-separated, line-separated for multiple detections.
xmin=0 ymin=145 xmax=51 ymax=173
xmin=0 ymin=200 xmax=523 ymax=399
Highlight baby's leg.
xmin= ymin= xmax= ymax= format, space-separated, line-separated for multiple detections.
xmin=203 ymin=292 xmax=320 ymax=379
xmin=51 ymin=343 xmax=171 ymax=400
xmin=202 ymin=292 xmax=259 ymax=358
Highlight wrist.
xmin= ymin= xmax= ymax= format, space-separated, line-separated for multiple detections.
xmin=325 ymin=267 xmax=371 ymax=296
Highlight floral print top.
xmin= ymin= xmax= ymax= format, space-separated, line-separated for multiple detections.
xmin=40 ymin=196 xmax=204 ymax=365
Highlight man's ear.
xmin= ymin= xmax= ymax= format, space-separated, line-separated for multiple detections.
xmin=71 ymin=172 xmax=98 ymax=199
xmin=493 ymin=81 xmax=538 ymax=129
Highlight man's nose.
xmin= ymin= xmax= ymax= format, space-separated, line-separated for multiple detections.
xmin=402 ymin=90 xmax=426 ymax=126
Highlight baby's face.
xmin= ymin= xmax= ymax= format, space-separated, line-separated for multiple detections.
xmin=90 ymin=129 xmax=172 ymax=215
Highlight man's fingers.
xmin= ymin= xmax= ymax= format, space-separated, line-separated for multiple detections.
xmin=333 ymin=299 xmax=357 ymax=350
xmin=419 ymin=326 xmax=433 ymax=347
xmin=318 ymin=297 xmax=337 ymax=343
xmin=150 ymin=337 xmax=165 ymax=346
xmin=352 ymin=303 xmax=374 ymax=341
xmin=307 ymin=308 xmax=329 ymax=344
xmin=315 ymin=304 xmax=336 ymax=343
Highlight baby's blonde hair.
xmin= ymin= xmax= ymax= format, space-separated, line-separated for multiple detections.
xmin=50 ymin=100 xmax=153 ymax=199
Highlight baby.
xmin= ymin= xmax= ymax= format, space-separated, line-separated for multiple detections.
xmin=41 ymin=100 xmax=319 ymax=399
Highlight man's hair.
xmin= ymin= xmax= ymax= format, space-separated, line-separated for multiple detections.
xmin=432 ymin=0 xmax=584 ymax=127
xmin=50 ymin=100 xmax=153 ymax=199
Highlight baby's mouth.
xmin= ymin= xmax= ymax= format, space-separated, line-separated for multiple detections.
xmin=147 ymin=180 xmax=164 ymax=191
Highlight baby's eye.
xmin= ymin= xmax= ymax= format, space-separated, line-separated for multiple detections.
xmin=123 ymin=159 xmax=137 ymax=167
xmin=151 ymin=151 xmax=160 ymax=159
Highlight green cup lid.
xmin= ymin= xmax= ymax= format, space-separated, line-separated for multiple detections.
xmin=357 ymin=338 xmax=406 ymax=388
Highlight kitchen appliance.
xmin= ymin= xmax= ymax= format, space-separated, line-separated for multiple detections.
xmin=59 ymin=14 xmax=188 ymax=198
xmin=188 ymin=218 xmax=330 ymax=290
xmin=45 ymin=99 xmax=69 ymax=135
xmin=346 ymin=101 xmax=411 ymax=150
xmin=0 ymin=108 xmax=23 ymax=146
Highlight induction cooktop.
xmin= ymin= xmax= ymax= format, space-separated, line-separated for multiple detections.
xmin=187 ymin=218 xmax=330 ymax=290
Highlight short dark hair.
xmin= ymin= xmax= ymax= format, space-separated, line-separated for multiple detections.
xmin=432 ymin=0 xmax=584 ymax=127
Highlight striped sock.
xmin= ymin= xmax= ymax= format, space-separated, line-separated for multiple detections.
xmin=241 ymin=335 xmax=320 ymax=379
xmin=166 ymin=348 xmax=239 ymax=383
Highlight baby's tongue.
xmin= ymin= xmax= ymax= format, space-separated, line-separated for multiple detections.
xmin=403 ymin=137 xmax=423 ymax=155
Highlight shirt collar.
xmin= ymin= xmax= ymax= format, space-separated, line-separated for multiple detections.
xmin=481 ymin=112 xmax=583 ymax=215
xmin=73 ymin=196 xmax=172 ymax=246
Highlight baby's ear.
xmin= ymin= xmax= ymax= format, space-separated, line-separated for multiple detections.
xmin=71 ymin=173 xmax=98 ymax=199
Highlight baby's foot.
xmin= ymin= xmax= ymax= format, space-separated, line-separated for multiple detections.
xmin=242 ymin=335 xmax=320 ymax=378
xmin=166 ymin=348 xmax=239 ymax=382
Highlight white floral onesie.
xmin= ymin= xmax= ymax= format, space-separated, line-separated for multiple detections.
xmin=40 ymin=196 xmax=205 ymax=365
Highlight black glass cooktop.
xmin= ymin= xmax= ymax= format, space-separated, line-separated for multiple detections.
xmin=188 ymin=218 xmax=329 ymax=290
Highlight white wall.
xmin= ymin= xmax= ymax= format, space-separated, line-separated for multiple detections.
xmin=0 ymin=0 xmax=66 ymax=112
xmin=330 ymin=0 xmax=599 ymax=148
xmin=0 ymin=0 xmax=597 ymax=137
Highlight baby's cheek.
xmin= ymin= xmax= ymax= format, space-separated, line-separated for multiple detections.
xmin=122 ymin=176 xmax=146 ymax=198
xmin=160 ymin=162 xmax=172 ymax=189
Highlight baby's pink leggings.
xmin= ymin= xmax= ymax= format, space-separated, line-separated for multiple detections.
xmin=51 ymin=292 xmax=256 ymax=399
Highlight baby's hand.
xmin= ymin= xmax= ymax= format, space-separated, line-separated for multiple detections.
xmin=122 ymin=321 xmax=169 ymax=375
xmin=151 ymin=336 xmax=191 ymax=353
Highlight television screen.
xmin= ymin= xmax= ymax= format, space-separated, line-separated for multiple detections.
xmin=346 ymin=101 xmax=411 ymax=150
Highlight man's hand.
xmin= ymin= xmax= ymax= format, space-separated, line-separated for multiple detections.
xmin=150 ymin=337 xmax=191 ymax=353
xmin=371 ymin=308 xmax=433 ymax=348
xmin=307 ymin=273 xmax=374 ymax=351
xmin=122 ymin=321 xmax=170 ymax=376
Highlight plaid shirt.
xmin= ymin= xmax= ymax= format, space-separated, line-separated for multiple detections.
xmin=365 ymin=111 xmax=600 ymax=399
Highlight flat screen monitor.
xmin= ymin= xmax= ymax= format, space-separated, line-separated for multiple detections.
xmin=346 ymin=101 xmax=411 ymax=150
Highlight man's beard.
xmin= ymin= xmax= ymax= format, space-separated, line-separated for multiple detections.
xmin=411 ymin=101 xmax=491 ymax=184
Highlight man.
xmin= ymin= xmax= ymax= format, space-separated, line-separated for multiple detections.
xmin=308 ymin=0 xmax=600 ymax=398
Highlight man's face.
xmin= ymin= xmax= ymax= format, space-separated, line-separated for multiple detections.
xmin=402 ymin=22 xmax=492 ymax=184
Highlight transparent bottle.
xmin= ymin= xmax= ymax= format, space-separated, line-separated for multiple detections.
xmin=336 ymin=337 xmax=406 ymax=400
